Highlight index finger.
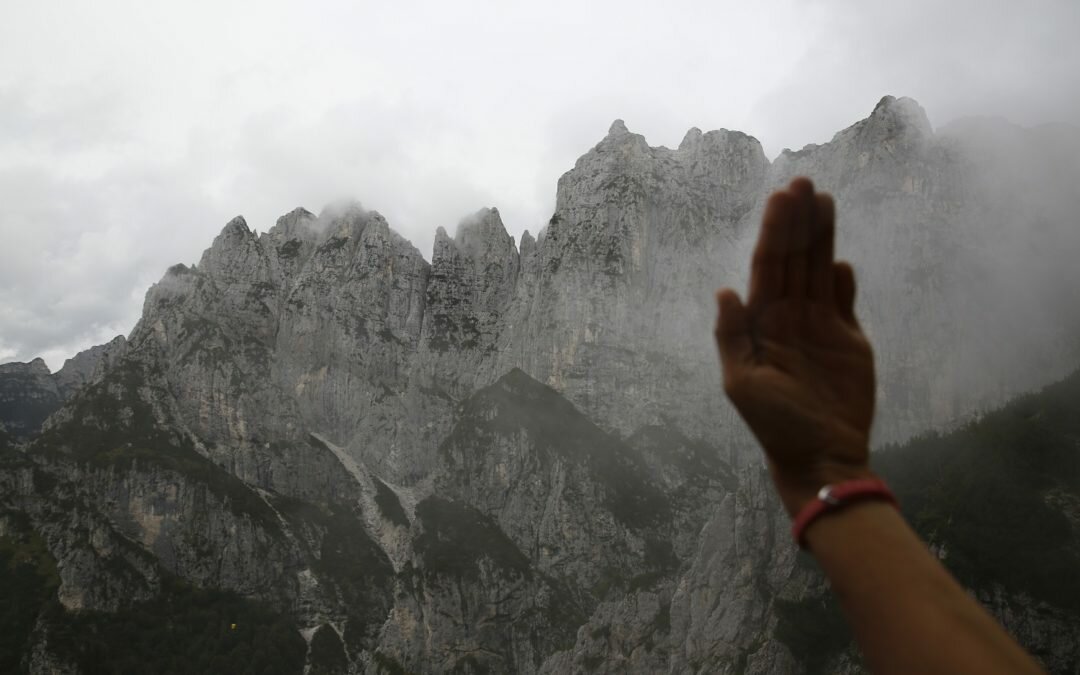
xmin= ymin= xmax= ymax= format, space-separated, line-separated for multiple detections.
xmin=807 ymin=192 xmax=836 ymax=302
xmin=747 ymin=190 xmax=795 ymax=309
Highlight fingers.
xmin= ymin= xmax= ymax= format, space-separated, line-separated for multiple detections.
xmin=784 ymin=178 xmax=815 ymax=300
xmin=750 ymin=177 xmax=837 ymax=311
xmin=833 ymin=261 xmax=858 ymax=326
xmin=715 ymin=288 xmax=752 ymax=385
xmin=748 ymin=191 xmax=793 ymax=309
xmin=808 ymin=193 xmax=835 ymax=301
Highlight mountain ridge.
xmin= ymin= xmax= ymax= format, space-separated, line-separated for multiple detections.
xmin=2 ymin=94 xmax=1080 ymax=673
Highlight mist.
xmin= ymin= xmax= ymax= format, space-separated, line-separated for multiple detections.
xmin=740 ymin=103 xmax=1080 ymax=440
xmin=2 ymin=0 xmax=1079 ymax=369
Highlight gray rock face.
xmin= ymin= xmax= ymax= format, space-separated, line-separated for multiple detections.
xmin=129 ymin=203 xmax=434 ymax=484
xmin=2 ymin=95 xmax=1079 ymax=673
xmin=0 ymin=337 xmax=126 ymax=439
xmin=52 ymin=336 xmax=128 ymax=401
xmin=0 ymin=359 xmax=61 ymax=439
xmin=420 ymin=209 xmax=520 ymax=397
xmin=490 ymin=121 xmax=770 ymax=451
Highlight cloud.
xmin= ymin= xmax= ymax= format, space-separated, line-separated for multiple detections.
xmin=748 ymin=0 xmax=1080 ymax=154
xmin=0 ymin=157 xmax=223 ymax=371
xmin=0 ymin=0 xmax=1076 ymax=368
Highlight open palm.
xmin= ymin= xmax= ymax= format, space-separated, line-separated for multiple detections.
xmin=716 ymin=178 xmax=875 ymax=513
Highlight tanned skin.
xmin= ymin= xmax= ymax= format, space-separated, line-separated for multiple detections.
xmin=714 ymin=177 xmax=1044 ymax=674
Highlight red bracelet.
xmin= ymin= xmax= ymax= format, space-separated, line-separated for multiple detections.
xmin=791 ymin=477 xmax=899 ymax=549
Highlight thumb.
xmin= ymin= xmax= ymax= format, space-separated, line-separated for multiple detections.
xmin=715 ymin=288 xmax=752 ymax=377
xmin=833 ymin=261 xmax=859 ymax=327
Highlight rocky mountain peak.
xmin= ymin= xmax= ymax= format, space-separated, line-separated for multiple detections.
xmin=142 ymin=262 xmax=197 ymax=314
xmin=0 ymin=338 xmax=126 ymax=439
xmin=589 ymin=119 xmax=651 ymax=158
xmin=519 ymin=229 xmax=536 ymax=259
xmin=220 ymin=214 xmax=252 ymax=238
xmin=771 ymin=95 xmax=935 ymax=192
xmin=431 ymin=225 xmax=455 ymax=261
xmin=454 ymin=207 xmax=515 ymax=258
xmin=424 ymin=208 xmax=520 ymax=370
xmin=266 ymin=206 xmax=318 ymax=243
xmin=607 ymin=118 xmax=629 ymax=136
xmin=850 ymin=94 xmax=933 ymax=153
xmin=0 ymin=358 xmax=60 ymax=438
xmin=53 ymin=335 xmax=127 ymax=400
xmin=678 ymin=126 xmax=704 ymax=150
xmin=555 ymin=116 xmax=768 ymax=223
xmin=197 ymin=213 xmax=272 ymax=288
xmin=8 ymin=357 xmax=52 ymax=376
xmin=872 ymin=94 xmax=933 ymax=136
xmin=429 ymin=209 xmax=517 ymax=273
xmin=315 ymin=200 xmax=376 ymax=242
xmin=201 ymin=215 xmax=254 ymax=258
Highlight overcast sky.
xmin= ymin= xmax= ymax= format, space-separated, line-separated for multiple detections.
xmin=2 ymin=0 xmax=1078 ymax=369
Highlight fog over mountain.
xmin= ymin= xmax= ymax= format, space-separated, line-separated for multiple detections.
xmin=1 ymin=96 xmax=1079 ymax=673
xmin=2 ymin=0 xmax=1078 ymax=370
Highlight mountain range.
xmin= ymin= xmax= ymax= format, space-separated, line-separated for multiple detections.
xmin=1 ymin=95 xmax=1079 ymax=674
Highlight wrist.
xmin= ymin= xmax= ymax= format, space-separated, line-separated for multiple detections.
xmin=791 ymin=477 xmax=898 ymax=548
xmin=769 ymin=458 xmax=876 ymax=517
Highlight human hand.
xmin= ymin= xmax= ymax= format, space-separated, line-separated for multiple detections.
xmin=715 ymin=178 xmax=876 ymax=516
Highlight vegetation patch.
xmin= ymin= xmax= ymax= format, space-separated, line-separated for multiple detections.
xmin=449 ymin=655 xmax=493 ymax=674
xmin=281 ymin=496 xmax=394 ymax=654
xmin=426 ymin=313 xmax=481 ymax=352
xmin=277 ymin=239 xmax=303 ymax=258
xmin=442 ymin=369 xmax=671 ymax=529
xmin=629 ymin=537 xmax=680 ymax=592
xmin=582 ymin=653 xmax=605 ymax=672
xmin=43 ymin=575 xmax=306 ymax=675
xmin=317 ymin=236 xmax=350 ymax=254
xmin=589 ymin=565 xmax=627 ymax=599
xmin=652 ymin=601 xmax=671 ymax=634
xmin=535 ymin=572 xmax=588 ymax=650
xmin=272 ymin=496 xmax=393 ymax=652
xmin=775 ymin=369 xmax=1080 ymax=669
xmin=628 ymin=424 xmax=735 ymax=491
xmin=372 ymin=650 xmax=412 ymax=675
xmin=0 ymin=512 xmax=60 ymax=674
xmin=413 ymin=497 xmax=529 ymax=580
xmin=315 ymin=505 xmax=394 ymax=602
xmin=773 ymin=595 xmax=851 ymax=675
xmin=33 ymin=360 xmax=280 ymax=531
xmin=374 ymin=479 xmax=410 ymax=527
xmin=0 ymin=372 xmax=62 ymax=439
xmin=874 ymin=368 xmax=1080 ymax=608
xmin=308 ymin=624 xmax=348 ymax=675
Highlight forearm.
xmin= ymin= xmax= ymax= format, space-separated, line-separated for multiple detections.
xmin=804 ymin=501 xmax=1044 ymax=674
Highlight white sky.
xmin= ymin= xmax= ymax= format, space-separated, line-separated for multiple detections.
xmin=2 ymin=0 xmax=1078 ymax=369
